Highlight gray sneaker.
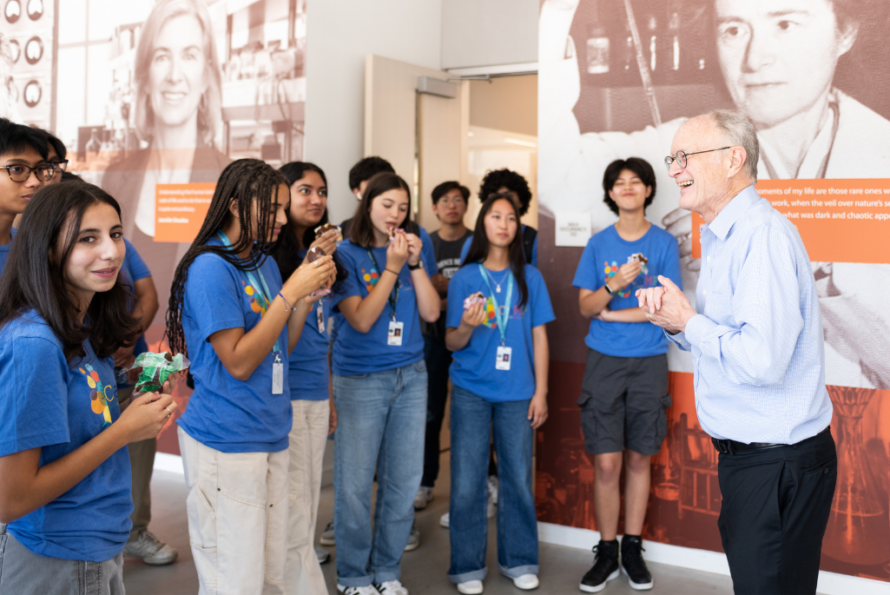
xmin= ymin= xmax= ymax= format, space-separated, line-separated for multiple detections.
xmin=122 ymin=531 xmax=178 ymax=566
xmin=413 ymin=487 xmax=434 ymax=510
xmin=320 ymin=520 xmax=336 ymax=546
xmin=315 ymin=545 xmax=331 ymax=564
xmin=404 ymin=522 xmax=420 ymax=552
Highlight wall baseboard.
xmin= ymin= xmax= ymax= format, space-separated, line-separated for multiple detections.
xmin=537 ymin=522 xmax=889 ymax=595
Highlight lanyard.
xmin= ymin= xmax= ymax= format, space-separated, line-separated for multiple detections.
xmin=478 ymin=264 xmax=513 ymax=346
xmin=365 ymin=248 xmax=400 ymax=321
xmin=216 ymin=231 xmax=280 ymax=354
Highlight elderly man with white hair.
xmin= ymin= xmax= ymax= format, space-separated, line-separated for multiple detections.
xmin=637 ymin=110 xmax=836 ymax=595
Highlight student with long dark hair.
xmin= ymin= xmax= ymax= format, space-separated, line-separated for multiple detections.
xmin=445 ymin=193 xmax=554 ymax=594
xmin=0 ymin=182 xmax=176 ymax=594
xmin=270 ymin=161 xmax=344 ymax=594
xmin=330 ymin=172 xmax=440 ymax=595
xmin=166 ymin=159 xmax=336 ymax=595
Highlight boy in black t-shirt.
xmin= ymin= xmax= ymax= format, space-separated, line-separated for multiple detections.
xmin=414 ymin=181 xmax=472 ymax=511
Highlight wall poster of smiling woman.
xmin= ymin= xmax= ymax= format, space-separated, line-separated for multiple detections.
xmin=4 ymin=0 xmax=308 ymax=456
xmin=537 ymin=0 xmax=890 ymax=583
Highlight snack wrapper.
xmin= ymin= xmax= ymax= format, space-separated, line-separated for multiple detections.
xmin=306 ymin=246 xmax=331 ymax=297
xmin=314 ymin=223 xmax=342 ymax=242
xmin=388 ymin=227 xmax=406 ymax=243
xmin=628 ymin=253 xmax=649 ymax=265
xmin=463 ymin=292 xmax=486 ymax=310
xmin=128 ymin=351 xmax=190 ymax=396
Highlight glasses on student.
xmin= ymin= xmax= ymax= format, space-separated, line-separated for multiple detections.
xmin=1 ymin=163 xmax=57 ymax=182
xmin=50 ymin=159 xmax=69 ymax=173
xmin=664 ymin=147 xmax=732 ymax=171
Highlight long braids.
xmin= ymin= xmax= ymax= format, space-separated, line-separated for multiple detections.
xmin=166 ymin=159 xmax=288 ymax=357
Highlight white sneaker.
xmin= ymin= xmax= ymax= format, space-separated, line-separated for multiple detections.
xmin=440 ymin=512 xmax=450 ymax=528
xmin=337 ymin=585 xmax=381 ymax=595
xmin=404 ymin=523 xmax=420 ymax=552
xmin=375 ymin=579 xmax=409 ymax=595
xmin=321 ymin=520 xmax=336 ymax=546
xmin=414 ymin=486 xmax=434 ymax=510
xmin=457 ymin=579 xmax=484 ymax=594
xmin=487 ymin=475 xmax=498 ymax=505
xmin=513 ymin=574 xmax=539 ymax=590
xmin=122 ymin=531 xmax=178 ymax=565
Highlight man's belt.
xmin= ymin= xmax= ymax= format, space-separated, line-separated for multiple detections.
xmin=711 ymin=427 xmax=831 ymax=454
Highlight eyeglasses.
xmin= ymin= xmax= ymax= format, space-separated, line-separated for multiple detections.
xmin=1 ymin=163 xmax=57 ymax=183
xmin=664 ymin=147 xmax=732 ymax=171
xmin=50 ymin=159 xmax=69 ymax=173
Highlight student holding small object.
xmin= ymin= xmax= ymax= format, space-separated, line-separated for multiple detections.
xmin=166 ymin=159 xmax=336 ymax=595
xmin=330 ymin=172 xmax=440 ymax=595
xmin=0 ymin=182 xmax=177 ymax=594
xmin=271 ymin=161 xmax=346 ymax=594
xmin=445 ymin=193 xmax=554 ymax=594
xmin=573 ymin=158 xmax=681 ymax=593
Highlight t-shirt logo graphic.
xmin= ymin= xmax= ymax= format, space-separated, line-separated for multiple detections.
xmin=361 ymin=267 xmax=380 ymax=293
xmin=242 ymin=281 xmax=267 ymax=315
xmin=482 ymin=297 xmax=498 ymax=329
xmin=79 ymin=363 xmax=115 ymax=428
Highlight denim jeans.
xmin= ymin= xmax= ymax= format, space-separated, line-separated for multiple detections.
xmin=422 ymin=334 xmax=452 ymax=488
xmin=448 ymin=385 xmax=539 ymax=583
xmin=333 ymin=360 xmax=427 ymax=587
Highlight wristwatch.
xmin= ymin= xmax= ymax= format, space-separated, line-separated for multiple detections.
xmin=408 ymin=260 xmax=424 ymax=271
xmin=604 ymin=281 xmax=616 ymax=295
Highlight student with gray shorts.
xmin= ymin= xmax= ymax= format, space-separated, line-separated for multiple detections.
xmin=572 ymin=158 xmax=682 ymax=593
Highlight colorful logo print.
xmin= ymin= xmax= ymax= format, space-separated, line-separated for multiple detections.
xmin=361 ymin=267 xmax=380 ymax=293
xmin=482 ymin=297 xmax=498 ymax=329
xmin=79 ymin=363 xmax=115 ymax=428
xmin=604 ymin=261 xmax=632 ymax=298
xmin=242 ymin=281 xmax=267 ymax=315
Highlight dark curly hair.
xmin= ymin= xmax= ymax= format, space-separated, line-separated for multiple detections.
xmin=348 ymin=156 xmax=395 ymax=192
xmin=479 ymin=169 xmax=532 ymax=217
xmin=602 ymin=158 xmax=656 ymax=216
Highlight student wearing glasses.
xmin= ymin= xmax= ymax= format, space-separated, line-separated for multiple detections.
xmin=0 ymin=118 xmax=51 ymax=275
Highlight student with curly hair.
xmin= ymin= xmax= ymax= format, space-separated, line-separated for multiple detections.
xmin=166 ymin=159 xmax=336 ymax=595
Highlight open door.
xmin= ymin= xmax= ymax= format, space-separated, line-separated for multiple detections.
xmin=364 ymin=54 xmax=469 ymax=231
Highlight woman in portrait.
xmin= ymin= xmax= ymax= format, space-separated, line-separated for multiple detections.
xmin=102 ymin=0 xmax=230 ymax=328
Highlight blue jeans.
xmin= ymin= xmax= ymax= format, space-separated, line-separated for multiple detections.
xmin=448 ymin=385 xmax=539 ymax=583
xmin=333 ymin=361 xmax=427 ymax=587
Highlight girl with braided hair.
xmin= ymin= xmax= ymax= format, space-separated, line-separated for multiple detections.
xmin=166 ymin=158 xmax=336 ymax=595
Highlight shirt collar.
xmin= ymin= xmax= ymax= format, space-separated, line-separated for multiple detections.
xmin=706 ymin=184 xmax=759 ymax=241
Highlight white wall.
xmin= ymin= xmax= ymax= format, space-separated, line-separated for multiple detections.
xmin=441 ymin=0 xmax=538 ymax=70
xmin=304 ymin=0 xmax=444 ymax=223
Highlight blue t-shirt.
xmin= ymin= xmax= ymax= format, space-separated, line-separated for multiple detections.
xmin=118 ymin=238 xmax=151 ymax=377
xmin=330 ymin=240 xmax=425 ymax=376
xmin=572 ymin=224 xmax=682 ymax=357
xmin=459 ymin=225 xmax=538 ymax=267
xmin=177 ymin=238 xmax=292 ymax=453
xmin=447 ymin=264 xmax=554 ymax=402
xmin=0 ymin=227 xmax=17 ymax=275
xmin=340 ymin=218 xmax=439 ymax=276
xmin=288 ymin=250 xmax=331 ymax=401
xmin=0 ymin=311 xmax=132 ymax=562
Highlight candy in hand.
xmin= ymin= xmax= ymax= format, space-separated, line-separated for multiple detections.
xmin=306 ymin=246 xmax=331 ymax=297
xmin=388 ymin=227 xmax=406 ymax=243
xmin=314 ymin=223 xmax=342 ymax=242
xmin=628 ymin=253 xmax=649 ymax=265
xmin=463 ymin=292 xmax=486 ymax=310
xmin=129 ymin=351 xmax=190 ymax=396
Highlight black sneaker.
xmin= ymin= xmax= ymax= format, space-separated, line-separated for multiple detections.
xmin=620 ymin=535 xmax=653 ymax=590
xmin=580 ymin=539 xmax=619 ymax=593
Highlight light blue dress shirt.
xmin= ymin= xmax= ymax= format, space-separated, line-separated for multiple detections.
xmin=668 ymin=185 xmax=832 ymax=444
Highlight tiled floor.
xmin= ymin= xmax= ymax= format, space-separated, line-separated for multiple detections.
xmin=124 ymin=452 xmax=737 ymax=595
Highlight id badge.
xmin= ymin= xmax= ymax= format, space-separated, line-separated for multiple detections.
xmin=496 ymin=346 xmax=512 ymax=371
xmin=316 ymin=304 xmax=325 ymax=333
xmin=272 ymin=356 xmax=284 ymax=394
xmin=388 ymin=320 xmax=404 ymax=346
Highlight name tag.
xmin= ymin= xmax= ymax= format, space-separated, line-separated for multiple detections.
xmin=388 ymin=320 xmax=404 ymax=346
xmin=272 ymin=358 xmax=284 ymax=394
xmin=316 ymin=304 xmax=325 ymax=333
xmin=496 ymin=346 xmax=512 ymax=371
